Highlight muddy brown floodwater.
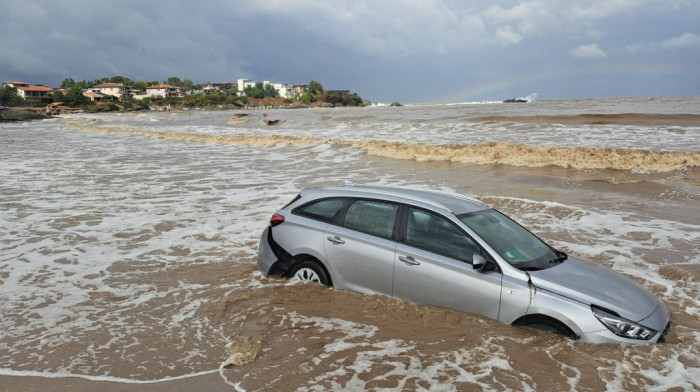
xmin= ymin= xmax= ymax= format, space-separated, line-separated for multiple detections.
xmin=1 ymin=97 xmax=698 ymax=391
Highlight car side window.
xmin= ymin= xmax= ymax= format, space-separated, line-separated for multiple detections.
xmin=343 ymin=199 xmax=398 ymax=240
xmin=295 ymin=198 xmax=348 ymax=222
xmin=406 ymin=207 xmax=480 ymax=263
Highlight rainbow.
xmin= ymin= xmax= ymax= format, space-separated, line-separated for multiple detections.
xmin=439 ymin=63 xmax=698 ymax=103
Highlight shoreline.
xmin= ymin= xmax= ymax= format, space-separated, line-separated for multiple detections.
xmin=0 ymin=108 xmax=52 ymax=122
xmin=0 ymin=371 xmax=235 ymax=392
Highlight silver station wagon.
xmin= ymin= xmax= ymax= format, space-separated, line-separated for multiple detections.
xmin=257 ymin=185 xmax=671 ymax=344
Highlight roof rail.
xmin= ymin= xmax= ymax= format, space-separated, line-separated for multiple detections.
xmin=322 ymin=185 xmax=455 ymax=212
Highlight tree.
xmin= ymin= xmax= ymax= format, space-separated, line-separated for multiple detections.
xmin=181 ymin=79 xmax=194 ymax=89
xmin=110 ymin=75 xmax=134 ymax=86
xmin=60 ymin=78 xmax=76 ymax=89
xmin=263 ymin=83 xmax=279 ymax=98
xmin=298 ymin=93 xmax=316 ymax=103
xmin=53 ymin=89 xmax=65 ymax=103
xmin=74 ymin=80 xmax=90 ymax=90
xmin=0 ymin=86 xmax=22 ymax=107
xmin=244 ymin=83 xmax=265 ymax=99
xmin=134 ymin=80 xmax=149 ymax=90
xmin=166 ymin=76 xmax=182 ymax=87
xmin=243 ymin=82 xmax=280 ymax=99
xmin=64 ymin=85 xmax=90 ymax=107
xmin=308 ymin=80 xmax=324 ymax=96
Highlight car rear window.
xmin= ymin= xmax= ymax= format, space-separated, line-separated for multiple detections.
xmin=343 ymin=199 xmax=398 ymax=240
xmin=295 ymin=198 xmax=348 ymax=222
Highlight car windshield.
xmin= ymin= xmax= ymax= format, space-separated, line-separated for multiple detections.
xmin=459 ymin=209 xmax=560 ymax=271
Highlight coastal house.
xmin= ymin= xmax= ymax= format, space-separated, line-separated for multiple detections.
xmin=3 ymin=82 xmax=54 ymax=104
xmin=263 ymin=81 xmax=294 ymax=98
xmin=17 ymin=86 xmax=54 ymax=104
xmin=146 ymin=84 xmax=183 ymax=98
xmin=293 ymin=84 xmax=308 ymax=95
xmin=83 ymin=91 xmax=112 ymax=102
xmin=203 ymin=82 xmax=235 ymax=95
xmin=91 ymin=83 xmax=131 ymax=101
xmin=3 ymin=81 xmax=30 ymax=89
xmin=237 ymin=79 xmax=255 ymax=92
xmin=237 ymin=78 xmax=295 ymax=98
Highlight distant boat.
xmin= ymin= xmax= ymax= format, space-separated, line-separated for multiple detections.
xmin=503 ymin=98 xmax=529 ymax=103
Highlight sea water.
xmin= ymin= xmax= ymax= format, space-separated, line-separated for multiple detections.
xmin=1 ymin=96 xmax=699 ymax=391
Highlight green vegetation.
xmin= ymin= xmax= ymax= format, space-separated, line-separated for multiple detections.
xmin=5 ymin=75 xmax=367 ymax=113
xmin=243 ymin=82 xmax=279 ymax=99
xmin=53 ymin=86 xmax=90 ymax=107
xmin=0 ymin=109 xmax=50 ymax=122
xmin=145 ymin=92 xmax=245 ymax=109
xmin=323 ymin=91 xmax=363 ymax=106
xmin=59 ymin=75 xmax=203 ymax=92
xmin=0 ymin=85 xmax=23 ymax=107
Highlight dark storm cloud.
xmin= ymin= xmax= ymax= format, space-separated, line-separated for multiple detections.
xmin=1 ymin=0 xmax=698 ymax=102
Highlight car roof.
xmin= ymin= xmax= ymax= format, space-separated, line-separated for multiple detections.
xmin=300 ymin=185 xmax=489 ymax=215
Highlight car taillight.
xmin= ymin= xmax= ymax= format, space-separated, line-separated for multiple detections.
xmin=269 ymin=213 xmax=285 ymax=227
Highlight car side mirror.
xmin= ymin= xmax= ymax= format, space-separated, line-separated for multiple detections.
xmin=472 ymin=254 xmax=485 ymax=270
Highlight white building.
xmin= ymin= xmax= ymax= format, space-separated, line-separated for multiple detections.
xmin=146 ymin=84 xmax=182 ymax=98
xmin=91 ymin=83 xmax=131 ymax=101
xmin=237 ymin=79 xmax=255 ymax=92
xmin=237 ymin=78 xmax=296 ymax=98
xmin=4 ymin=81 xmax=54 ymax=103
xmin=263 ymin=81 xmax=294 ymax=98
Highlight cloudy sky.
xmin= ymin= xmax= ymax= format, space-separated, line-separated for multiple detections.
xmin=1 ymin=0 xmax=699 ymax=103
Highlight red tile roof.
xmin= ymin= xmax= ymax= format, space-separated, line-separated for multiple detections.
xmin=18 ymin=86 xmax=54 ymax=92
xmin=147 ymin=84 xmax=175 ymax=89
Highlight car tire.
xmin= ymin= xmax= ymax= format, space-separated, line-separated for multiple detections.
xmin=290 ymin=260 xmax=331 ymax=286
xmin=518 ymin=315 xmax=577 ymax=338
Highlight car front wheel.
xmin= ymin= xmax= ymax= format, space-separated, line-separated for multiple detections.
xmin=290 ymin=260 xmax=331 ymax=286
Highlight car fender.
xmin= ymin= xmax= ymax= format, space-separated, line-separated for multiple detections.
xmin=269 ymin=223 xmax=331 ymax=274
xmin=526 ymin=286 xmax=606 ymax=337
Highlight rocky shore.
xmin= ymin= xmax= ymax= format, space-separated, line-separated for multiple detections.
xmin=0 ymin=108 xmax=52 ymax=122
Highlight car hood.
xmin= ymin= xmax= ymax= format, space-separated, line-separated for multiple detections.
xmin=530 ymin=257 xmax=660 ymax=323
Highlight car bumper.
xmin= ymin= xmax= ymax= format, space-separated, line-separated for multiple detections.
xmin=580 ymin=303 xmax=671 ymax=344
xmin=257 ymin=227 xmax=278 ymax=275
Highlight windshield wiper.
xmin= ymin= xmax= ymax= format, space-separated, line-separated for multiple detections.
xmin=549 ymin=250 xmax=568 ymax=264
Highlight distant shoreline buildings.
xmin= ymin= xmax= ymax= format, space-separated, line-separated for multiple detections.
xmin=2 ymin=78 xmax=324 ymax=104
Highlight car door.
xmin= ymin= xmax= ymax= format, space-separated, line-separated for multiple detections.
xmin=393 ymin=207 xmax=503 ymax=320
xmin=323 ymin=199 xmax=399 ymax=296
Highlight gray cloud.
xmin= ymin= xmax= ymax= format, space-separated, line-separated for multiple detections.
xmin=571 ymin=44 xmax=608 ymax=59
xmin=1 ymin=0 xmax=698 ymax=102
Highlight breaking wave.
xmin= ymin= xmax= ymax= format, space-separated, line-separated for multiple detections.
xmin=65 ymin=122 xmax=700 ymax=172
xmin=470 ymin=113 xmax=700 ymax=126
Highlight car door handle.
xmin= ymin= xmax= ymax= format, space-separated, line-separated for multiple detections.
xmin=399 ymin=255 xmax=420 ymax=266
xmin=326 ymin=236 xmax=345 ymax=245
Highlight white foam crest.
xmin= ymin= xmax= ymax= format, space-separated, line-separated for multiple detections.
xmin=641 ymin=354 xmax=700 ymax=392
xmin=0 ymin=367 xmax=220 ymax=384
xmin=67 ymin=109 xmax=700 ymax=152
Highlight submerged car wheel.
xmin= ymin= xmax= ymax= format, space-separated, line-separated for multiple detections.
xmin=290 ymin=260 xmax=330 ymax=286
xmin=518 ymin=315 xmax=577 ymax=339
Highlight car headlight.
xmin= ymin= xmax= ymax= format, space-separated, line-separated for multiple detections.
xmin=592 ymin=306 xmax=657 ymax=340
